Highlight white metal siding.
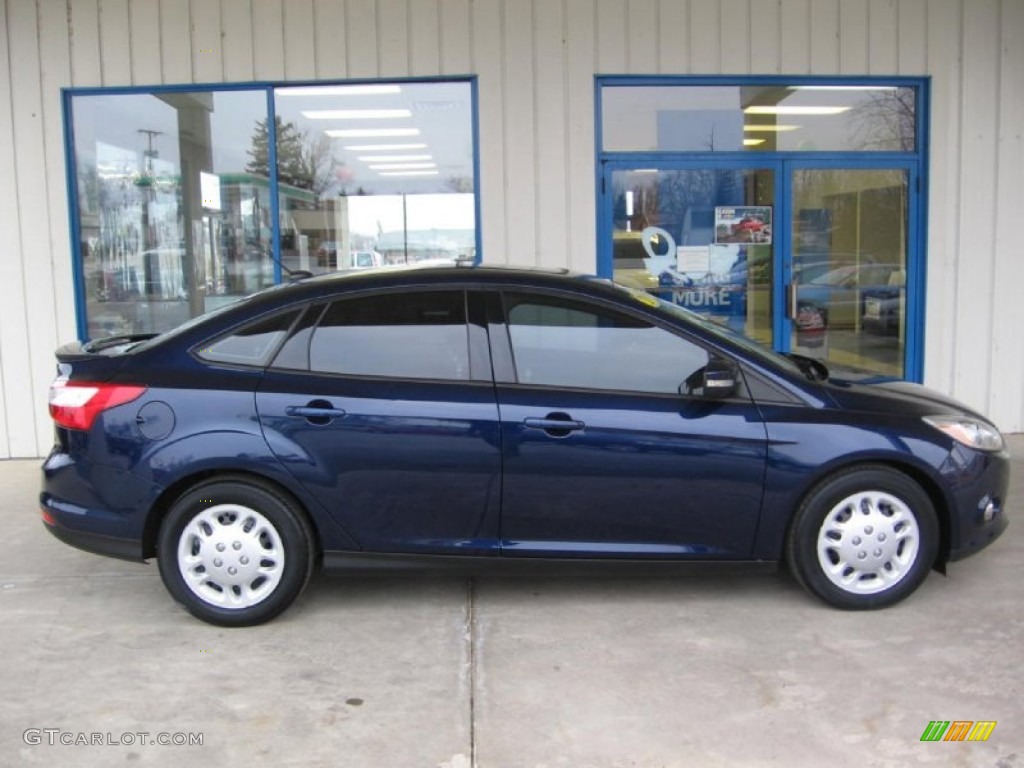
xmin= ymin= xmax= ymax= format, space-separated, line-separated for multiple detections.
xmin=0 ymin=0 xmax=1022 ymax=458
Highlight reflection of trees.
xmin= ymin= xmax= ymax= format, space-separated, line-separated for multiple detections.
xmin=246 ymin=116 xmax=339 ymax=199
xmin=849 ymin=90 xmax=915 ymax=151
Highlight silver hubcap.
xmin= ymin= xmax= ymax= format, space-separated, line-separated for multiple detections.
xmin=816 ymin=491 xmax=919 ymax=594
xmin=177 ymin=504 xmax=285 ymax=609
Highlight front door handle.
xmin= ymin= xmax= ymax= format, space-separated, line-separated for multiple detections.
xmin=523 ymin=412 xmax=585 ymax=437
xmin=286 ymin=401 xmax=347 ymax=425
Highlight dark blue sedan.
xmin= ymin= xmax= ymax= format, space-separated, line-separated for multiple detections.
xmin=41 ymin=265 xmax=1009 ymax=625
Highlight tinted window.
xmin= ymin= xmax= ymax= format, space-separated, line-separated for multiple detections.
xmin=310 ymin=291 xmax=469 ymax=380
xmin=504 ymin=293 xmax=708 ymax=394
xmin=197 ymin=309 xmax=301 ymax=366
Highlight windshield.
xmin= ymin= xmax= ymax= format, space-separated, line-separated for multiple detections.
xmin=612 ymin=283 xmax=805 ymax=376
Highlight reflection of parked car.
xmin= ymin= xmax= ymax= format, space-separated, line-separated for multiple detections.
xmin=798 ymin=263 xmax=902 ymax=331
xmin=343 ymin=251 xmax=384 ymax=269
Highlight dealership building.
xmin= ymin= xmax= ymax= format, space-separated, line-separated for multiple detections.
xmin=0 ymin=0 xmax=1021 ymax=457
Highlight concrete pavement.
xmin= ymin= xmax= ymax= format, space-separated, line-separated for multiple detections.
xmin=1 ymin=438 xmax=1022 ymax=767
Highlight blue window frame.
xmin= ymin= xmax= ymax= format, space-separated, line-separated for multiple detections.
xmin=62 ymin=77 xmax=481 ymax=342
xmin=595 ymin=75 xmax=929 ymax=382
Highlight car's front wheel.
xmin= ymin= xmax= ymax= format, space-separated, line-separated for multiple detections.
xmin=157 ymin=477 xmax=315 ymax=626
xmin=787 ymin=465 xmax=939 ymax=609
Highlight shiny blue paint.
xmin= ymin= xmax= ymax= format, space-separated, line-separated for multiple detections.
xmin=40 ymin=266 xmax=1008 ymax=578
xmin=256 ymin=371 xmax=503 ymax=555
xmin=496 ymin=387 xmax=767 ymax=558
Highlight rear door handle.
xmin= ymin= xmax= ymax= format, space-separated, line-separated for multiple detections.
xmin=286 ymin=402 xmax=347 ymax=424
xmin=523 ymin=413 xmax=585 ymax=437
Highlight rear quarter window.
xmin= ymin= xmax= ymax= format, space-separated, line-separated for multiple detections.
xmin=195 ymin=308 xmax=302 ymax=367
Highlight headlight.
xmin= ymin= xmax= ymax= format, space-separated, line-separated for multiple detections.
xmin=924 ymin=416 xmax=1004 ymax=452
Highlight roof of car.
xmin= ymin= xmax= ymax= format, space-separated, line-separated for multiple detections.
xmin=269 ymin=262 xmax=602 ymax=302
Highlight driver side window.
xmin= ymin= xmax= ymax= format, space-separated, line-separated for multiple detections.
xmin=503 ymin=293 xmax=709 ymax=394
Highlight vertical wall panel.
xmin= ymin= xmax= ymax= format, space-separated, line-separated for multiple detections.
xmin=896 ymin=0 xmax=926 ymax=74
xmin=867 ymin=0 xmax=898 ymax=73
xmin=313 ymin=0 xmax=347 ymax=79
xmin=378 ymin=0 xmax=410 ymax=77
xmin=99 ymin=0 xmax=132 ymax=84
xmin=472 ymin=0 xmax=507 ymax=263
xmin=839 ymin=0 xmax=869 ymax=74
xmin=657 ymin=0 xmax=689 ymax=73
xmin=749 ymin=0 xmax=780 ymax=73
xmin=781 ymin=0 xmax=812 ymax=74
xmin=191 ymin=0 xmax=224 ymax=83
xmin=7 ymin=0 xmax=60 ymax=454
xmin=0 ymin=0 xmax=26 ymax=457
xmin=565 ymin=0 xmax=597 ymax=273
xmin=534 ymin=0 xmax=569 ymax=267
xmin=409 ymin=0 xmax=441 ymax=75
xmin=922 ymin=0 xmax=962 ymax=396
xmin=809 ymin=0 xmax=840 ymax=73
xmin=502 ymin=0 xmax=537 ymax=264
xmin=596 ymin=0 xmax=626 ymax=72
xmin=346 ymin=0 xmax=379 ymax=78
xmin=252 ymin=0 xmax=284 ymax=81
xmin=719 ymin=0 xmax=750 ymax=74
xmin=952 ymin=0 xmax=999 ymax=414
xmin=627 ymin=0 xmax=658 ymax=73
xmin=129 ymin=0 xmax=163 ymax=84
xmin=222 ymin=0 xmax=256 ymax=82
xmin=988 ymin=0 xmax=1024 ymax=429
xmin=283 ymin=0 xmax=317 ymax=80
xmin=69 ymin=0 xmax=103 ymax=85
xmin=38 ymin=0 xmax=77 ymax=348
xmin=439 ymin=0 xmax=471 ymax=74
xmin=159 ymin=0 xmax=193 ymax=83
xmin=689 ymin=0 xmax=720 ymax=73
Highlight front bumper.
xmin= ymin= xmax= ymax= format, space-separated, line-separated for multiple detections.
xmin=943 ymin=444 xmax=1011 ymax=562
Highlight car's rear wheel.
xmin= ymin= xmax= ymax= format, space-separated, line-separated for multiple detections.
xmin=157 ymin=477 xmax=315 ymax=626
xmin=786 ymin=465 xmax=938 ymax=609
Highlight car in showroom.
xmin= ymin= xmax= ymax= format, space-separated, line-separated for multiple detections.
xmin=41 ymin=265 xmax=1009 ymax=626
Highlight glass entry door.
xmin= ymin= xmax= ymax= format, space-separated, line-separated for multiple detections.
xmin=788 ymin=167 xmax=911 ymax=378
xmin=607 ymin=164 xmax=776 ymax=347
xmin=603 ymin=161 xmax=917 ymax=378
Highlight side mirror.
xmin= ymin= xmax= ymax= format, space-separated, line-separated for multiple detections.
xmin=700 ymin=358 xmax=738 ymax=399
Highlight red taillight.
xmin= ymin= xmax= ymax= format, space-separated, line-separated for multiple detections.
xmin=40 ymin=508 xmax=56 ymax=526
xmin=48 ymin=381 xmax=147 ymax=431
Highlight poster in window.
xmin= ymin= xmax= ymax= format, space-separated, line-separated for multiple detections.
xmin=714 ymin=206 xmax=772 ymax=245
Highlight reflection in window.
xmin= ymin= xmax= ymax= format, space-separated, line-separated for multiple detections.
xmin=310 ymin=291 xmax=469 ymax=380
xmin=271 ymin=81 xmax=476 ymax=275
xmin=197 ymin=309 xmax=300 ymax=366
xmin=505 ymin=294 xmax=708 ymax=393
xmin=602 ymin=84 xmax=916 ymax=153
xmin=71 ymin=90 xmax=274 ymax=339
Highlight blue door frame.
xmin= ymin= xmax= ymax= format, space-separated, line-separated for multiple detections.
xmin=598 ymin=156 xmax=923 ymax=381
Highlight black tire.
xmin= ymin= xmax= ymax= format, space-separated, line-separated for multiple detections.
xmin=786 ymin=465 xmax=938 ymax=610
xmin=157 ymin=476 xmax=315 ymax=626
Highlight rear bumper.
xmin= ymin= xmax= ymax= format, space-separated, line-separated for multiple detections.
xmin=40 ymin=448 xmax=158 ymax=562
xmin=41 ymin=514 xmax=144 ymax=561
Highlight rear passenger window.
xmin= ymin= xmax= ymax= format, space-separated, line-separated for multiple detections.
xmin=309 ymin=291 xmax=470 ymax=380
xmin=196 ymin=309 xmax=301 ymax=367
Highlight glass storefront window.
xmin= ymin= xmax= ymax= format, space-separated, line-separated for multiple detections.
xmin=71 ymin=90 xmax=273 ymax=338
xmin=602 ymin=84 xmax=916 ymax=153
xmin=271 ymin=81 xmax=476 ymax=276
xmin=68 ymin=80 xmax=477 ymax=340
